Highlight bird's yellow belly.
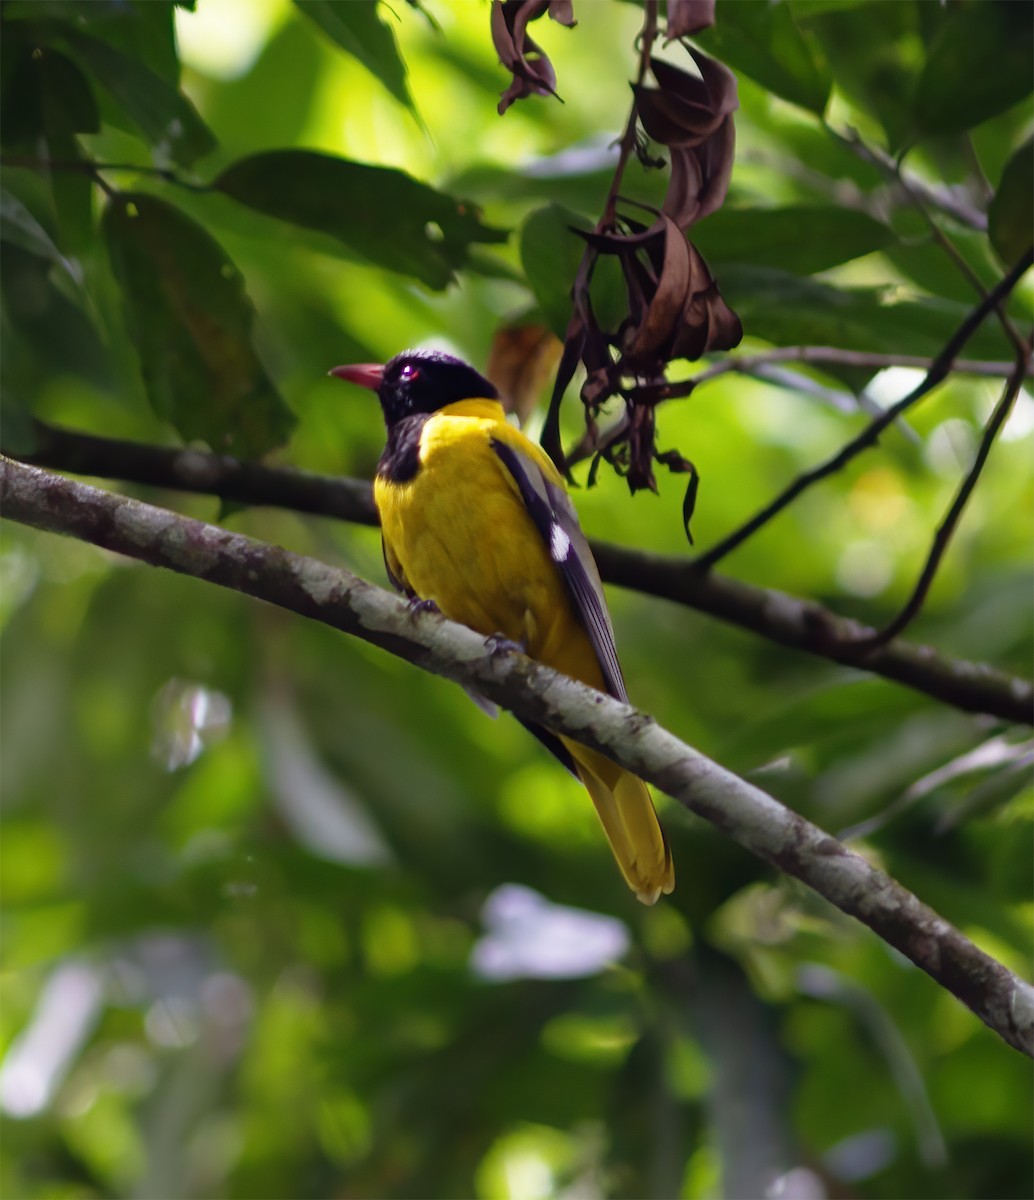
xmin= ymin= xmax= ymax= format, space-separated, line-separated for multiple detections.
xmin=375 ymin=426 xmax=602 ymax=689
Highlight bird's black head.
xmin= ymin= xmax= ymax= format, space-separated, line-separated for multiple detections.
xmin=330 ymin=349 xmax=498 ymax=427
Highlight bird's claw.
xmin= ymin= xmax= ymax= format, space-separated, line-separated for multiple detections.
xmin=407 ymin=596 xmax=440 ymax=616
xmin=484 ymin=632 xmax=524 ymax=657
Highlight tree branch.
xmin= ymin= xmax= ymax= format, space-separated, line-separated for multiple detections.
xmin=9 ymin=422 xmax=1031 ymax=725
xmin=851 ymin=345 xmax=1032 ymax=649
xmin=17 ymin=421 xmax=379 ymax=525
xmin=664 ymin=346 xmax=1027 ymax=398
xmin=2 ymin=456 xmax=1031 ymax=1055
xmin=826 ymin=124 xmax=989 ymax=232
xmin=694 ymin=248 xmax=1034 ymax=569
xmin=592 ymin=541 xmax=1033 ymax=725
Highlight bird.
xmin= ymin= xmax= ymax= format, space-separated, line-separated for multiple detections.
xmin=330 ymin=348 xmax=674 ymax=904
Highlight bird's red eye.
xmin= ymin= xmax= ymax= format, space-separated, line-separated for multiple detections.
xmin=400 ymin=364 xmax=421 ymax=382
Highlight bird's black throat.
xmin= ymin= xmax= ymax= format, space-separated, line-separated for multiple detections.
xmin=377 ymin=413 xmax=429 ymax=483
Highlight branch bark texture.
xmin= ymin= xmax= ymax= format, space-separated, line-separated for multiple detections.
xmin=12 ymin=425 xmax=1032 ymax=725
xmin=3 ymin=456 xmax=1032 ymax=1056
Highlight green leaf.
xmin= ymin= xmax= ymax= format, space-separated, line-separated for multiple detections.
xmin=4 ymin=0 xmax=182 ymax=84
xmin=913 ymin=2 xmax=1034 ymax=141
xmin=295 ymin=0 xmax=418 ymax=117
xmin=988 ymin=140 xmax=1034 ymax=267
xmin=692 ymin=206 xmax=893 ymax=275
xmin=214 ymin=150 xmax=507 ymax=291
xmin=719 ymin=265 xmax=1013 ymax=360
xmin=57 ymin=29 xmax=215 ymax=165
xmin=519 ymin=204 xmax=627 ymax=339
xmin=45 ymin=134 xmax=95 ymax=254
xmin=519 ymin=204 xmax=591 ymax=339
xmin=0 ymin=187 xmax=65 ymax=263
xmin=103 ymin=193 xmax=295 ymax=456
xmin=37 ymin=46 xmax=99 ymax=134
xmin=1 ymin=244 xmax=110 ymax=389
xmin=695 ymin=0 xmax=832 ymax=115
xmin=0 ymin=34 xmax=99 ymax=144
xmin=799 ymin=3 xmax=923 ymax=150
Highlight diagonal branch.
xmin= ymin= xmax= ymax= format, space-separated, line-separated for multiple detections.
xmin=851 ymin=345 xmax=1032 ymax=649
xmin=826 ymin=124 xmax=989 ymax=232
xmin=10 ymin=421 xmax=1032 ymax=725
xmin=2 ymin=456 xmax=1032 ymax=1055
xmin=593 ymin=541 xmax=1033 ymax=725
xmin=694 ymin=248 xmax=1034 ymax=569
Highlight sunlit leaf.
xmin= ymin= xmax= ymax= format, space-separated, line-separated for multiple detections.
xmin=798 ymin=2 xmax=922 ymax=149
xmin=519 ymin=203 xmax=592 ymax=337
xmin=695 ymin=0 xmax=832 ymax=115
xmin=295 ymin=0 xmax=418 ymax=116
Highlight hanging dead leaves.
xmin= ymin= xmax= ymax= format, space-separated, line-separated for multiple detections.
xmin=492 ymin=0 xmax=742 ymax=539
xmin=491 ymin=0 xmax=575 ymax=114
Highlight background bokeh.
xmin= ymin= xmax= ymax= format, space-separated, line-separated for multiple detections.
xmin=2 ymin=2 xmax=1032 ymax=1197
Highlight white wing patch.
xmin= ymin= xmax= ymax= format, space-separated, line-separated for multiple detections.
xmin=549 ymin=523 xmax=572 ymax=563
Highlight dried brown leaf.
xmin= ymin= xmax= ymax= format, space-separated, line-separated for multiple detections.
xmin=666 ymin=0 xmax=715 ymax=38
xmin=629 ymin=216 xmax=691 ymax=359
xmin=492 ymin=0 xmax=575 ymax=114
xmin=634 ymin=52 xmax=737 ymax=229
xmin=671 ymin=241 xmax=742 ymax=359
xmin=487 ymin=322 xmax=563 ymax=425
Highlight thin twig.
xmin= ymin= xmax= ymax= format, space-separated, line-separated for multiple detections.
xmin=3 ymin=457 xmax=1032 ymax=1055
xmin=827 ymin=125 xmax=989 ymax=232
xmin=660 ymin=346 xmax=1025 ymax=400
xmin=600 ymin=0 xmax=658 ymax=228
xmin=850 ymin=344 xmax=1032 ymax=649
xmin=0 ymin=154 xmax=210 ymax=192
xmin=563 ymin=345 xmax=1022 ymax=468
xmin=819 ymin=128 xmax=1030 ymax=643
xmin=8 ymin=420 xmax=1032 ymax=724
xmin=891 ymin=163 xmax=1028 ymax=361
xmin=693 ymin=248 xmax=1034 ymax=570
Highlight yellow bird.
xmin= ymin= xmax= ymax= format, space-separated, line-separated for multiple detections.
xmin=331 ymin=349 xmax=674 ymax=904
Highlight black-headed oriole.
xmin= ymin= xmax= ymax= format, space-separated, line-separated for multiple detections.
xmin=331 ymin=349 xmax=674 ymax=904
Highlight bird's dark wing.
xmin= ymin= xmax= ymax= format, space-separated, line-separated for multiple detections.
xmin=517 ymin=721 xmax=579 ymax=775
xmin=381 ymin=536 xmax=410 ymax=596
xmin=491 ymin=438 xmax=628 ymax=702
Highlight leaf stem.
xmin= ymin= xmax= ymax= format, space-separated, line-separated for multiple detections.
xmin=0 ymin=154 xmax=211 ymax=193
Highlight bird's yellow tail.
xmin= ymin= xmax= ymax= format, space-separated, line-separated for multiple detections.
xmin=562 ymin=739 xmax=675 ymax=905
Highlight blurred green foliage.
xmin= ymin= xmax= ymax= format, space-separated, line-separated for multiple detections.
xmin=1 ymin=1 xmax=1032 ymax=1198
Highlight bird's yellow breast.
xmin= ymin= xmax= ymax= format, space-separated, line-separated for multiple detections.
xmin=374 ymin=400 xmax=603 ymax=688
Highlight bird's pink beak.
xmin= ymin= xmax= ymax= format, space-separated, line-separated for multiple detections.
xmin=328 ymin=363 xmax=384 ymax=391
